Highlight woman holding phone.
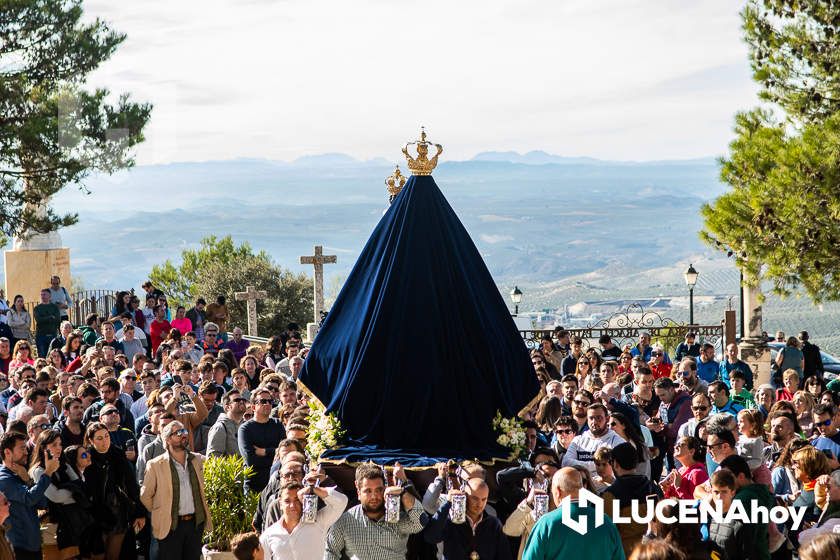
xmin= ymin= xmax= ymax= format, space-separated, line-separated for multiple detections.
xmin=83 ymin=422 xmax=146 ymax=560
xmin=29 ymin=430 xmax=94 ymax=560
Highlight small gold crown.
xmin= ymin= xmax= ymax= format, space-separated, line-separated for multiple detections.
xmin=402 ymin=126 xmax=443 ymax=176
xmin=385 ymin=165 xmax=407 ymax=199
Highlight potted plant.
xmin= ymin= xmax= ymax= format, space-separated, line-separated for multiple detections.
xmin=202 ymin=455 xmax=260 ymax=560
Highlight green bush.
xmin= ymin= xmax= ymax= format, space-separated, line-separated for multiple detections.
xmin=202 ymin=455 xmax=260 ymax=551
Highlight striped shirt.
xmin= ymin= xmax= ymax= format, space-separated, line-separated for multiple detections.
xmin=325 ymin=500 xmax=425 ymax=560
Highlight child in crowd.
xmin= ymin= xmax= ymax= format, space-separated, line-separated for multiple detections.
xmin=231 ymin=532 xmax=264 ymax=560
xmin=728 ymin=370 xmax=756 ymax=409
xmin=592 ymin=446 xmax=615 ymax=492
xmin=737 ymin=409 xmax=769 ymax=477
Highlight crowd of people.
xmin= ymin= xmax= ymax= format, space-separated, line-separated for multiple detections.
xmin=0 ymin=279 xmax=309 ymax=560
xmin=2 ymin=280 xmax=840 ymax=560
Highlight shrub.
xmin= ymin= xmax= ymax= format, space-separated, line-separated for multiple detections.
xmin=203 ymin=454 xmax=260 ymax=551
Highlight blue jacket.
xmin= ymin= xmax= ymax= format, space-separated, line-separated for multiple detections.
xmin=0 ymin=465 xmax=50 ymax=551
xmin=697 ymin=359 xmax=720 ymax=383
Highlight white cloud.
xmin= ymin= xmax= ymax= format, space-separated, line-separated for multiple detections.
xmin=82 ymin=0 xmax=757 ymax=164
xmin=478 ymin=214 xmax=519 ymax=223
xmin=480 ymin=234 xmax=514 ymax=244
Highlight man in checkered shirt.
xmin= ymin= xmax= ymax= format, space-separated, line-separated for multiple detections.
xmin=325 ymin=463 xmax=425 ymax=559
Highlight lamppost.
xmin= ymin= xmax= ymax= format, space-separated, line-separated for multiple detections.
xmin=510 ymin=286 xmax=523 ymax=316
xmin=684 ymin=264 xmax=699 ymax=325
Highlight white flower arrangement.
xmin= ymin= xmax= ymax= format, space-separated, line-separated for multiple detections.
xmin=305 ymin=401 xmax=346 ymax=460
xmin=492 ymin=410 xmax=527 ymax=458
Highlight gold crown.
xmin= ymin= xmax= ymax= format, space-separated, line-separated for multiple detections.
xmin=402 ymin=126 xmax=443 ymax=176
xmin=385 ymin=165 xmax=406 ymax=199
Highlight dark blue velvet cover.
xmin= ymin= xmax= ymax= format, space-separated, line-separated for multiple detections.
xmin=298 ymin=175 xmax=538 ymax=465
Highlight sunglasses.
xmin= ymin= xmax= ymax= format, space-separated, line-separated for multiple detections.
xmin=232 ymin=397 xmax=247 ymax=403
xmin=38 ymin=423 xmax=51 ymax=430
xmin=206 ymin=333 xmax=217 ymax=338
xmin=172 ymin=429 xmax=189 ymax=437
xmin=80 ymin=452 xmax=89 ymax=459
xmin=256 ymin=399 xmax=272 ymax=405
xmin=556 ymin=428 xmax=574 ymax=435
xmin=573 ymin=400 xmax=591 ymax=406
xmin=692 ymin=406 xmax=709 ymax=411
xmin=123 ymin=376 xmax=137 ymax=380
xmin=101 ymin=410 xmax=119 ymax=416
xmin=815 ymin=418 xmax=833 ymax=427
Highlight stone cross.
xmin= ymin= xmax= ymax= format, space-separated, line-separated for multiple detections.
xmin=234 ymin=285 xmax=267 ymax=337
xmin=300 ymin=245 xmax=336 ymax=336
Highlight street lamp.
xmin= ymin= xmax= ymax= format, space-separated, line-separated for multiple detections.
xmin=684 ymin=264 xmax=699 ymax=325
xmin=510 ymin=286 xmax=523 ymax=316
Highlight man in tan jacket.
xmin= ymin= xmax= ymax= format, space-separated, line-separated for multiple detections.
xmin=140 ymin=421 xmax=212 ymax=560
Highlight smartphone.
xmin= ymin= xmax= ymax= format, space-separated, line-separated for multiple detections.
xmin=172 ymin=375 xmax=183 ymax=385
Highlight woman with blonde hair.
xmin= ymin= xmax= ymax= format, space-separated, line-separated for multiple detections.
xmin=792 ymin=390 xmax=817 ymax=436
xmin=574 ymin=355 xmax=593 ymax=385
xmin=776 ymin=369 xmax=800 ymax=402
xmin=791 ymin=445 xmax=832 ymax=524
xmin=9 ymin=339 xmax=34 ymax=370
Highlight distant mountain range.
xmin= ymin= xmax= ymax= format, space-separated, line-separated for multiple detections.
xmin=5 ymin=150 xmax=835 ymax=352
xmin=7 ymin=152 xmax=730 ymax=296
xmin=470 ymin=151 xmax=718 ymax=166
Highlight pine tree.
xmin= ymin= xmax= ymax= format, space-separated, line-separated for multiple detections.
xmin=701 ymin=1 xmax=840 ymax=302
xmin=0 ymin=0 xmax=151 ymax=239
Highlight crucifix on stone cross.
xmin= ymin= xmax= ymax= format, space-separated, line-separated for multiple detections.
xmin=300 ymin=245 xmax=336 ymax=337
xmin=234 ymin=285 xmax=267 ymax=337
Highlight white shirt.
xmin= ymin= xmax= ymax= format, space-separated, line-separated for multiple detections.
xmin=131 ymin=394 xmax=149 ymax=420
xmin=0 ymin=298 xmax=9 ymax=324
xmin=261 ymin=487 xmax=348 ymax=560
xmin=173 ymin=457 xmax=196 ymax=515
xmin=561 ymin=429 xmax=625 ymax=474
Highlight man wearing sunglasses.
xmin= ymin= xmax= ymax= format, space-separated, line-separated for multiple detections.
xmin=141 ymin=421 xmax=212 ymax=560
xmin=207 ymin=389 xmax=247 ymax=457
xmin=813 ymin=403 xmax=840 ymax=462
xmin=201 ymin=322 xmax=224 ymax=358
xmin=677 ymin=358 xmax=708 ymax=397
xmin=678 ymin=393 xmax=712 ymax=439
xmin=239 ymin=388 xmax=286 ymax=493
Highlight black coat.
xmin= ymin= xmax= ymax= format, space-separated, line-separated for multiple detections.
xmin=84 ymin=445 xmax=143 ymax=532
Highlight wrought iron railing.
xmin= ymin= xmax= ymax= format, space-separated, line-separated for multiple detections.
xmin=519 ymin=302 xmax=724 ymax=354
xmin=20 ymin=289 xmax=121 ymax=330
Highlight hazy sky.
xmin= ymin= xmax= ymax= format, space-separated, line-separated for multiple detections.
xmin=83 ymin=0 xmax=758 ymax=164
